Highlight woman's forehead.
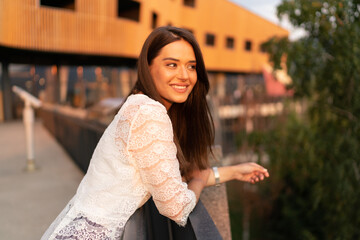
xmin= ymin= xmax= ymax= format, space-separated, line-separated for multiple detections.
xmin=158 ymin=39 xmax=195 ymax=59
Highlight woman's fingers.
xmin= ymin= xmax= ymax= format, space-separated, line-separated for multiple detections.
xmin=249 ymin=172 xmax=268 ymax=183
xmin=256 ymin=171 xmax=269 ymax=179
xmin=243 ymin=163 xmax=269 ymax=175
xmin=236 ymin=163 xmax=270 ymax=183
xmin=253 ymin=167 xmax=269 ymax=178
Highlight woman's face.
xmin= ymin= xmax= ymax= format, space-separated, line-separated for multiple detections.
xmin=149 ymin=39 xmax=197 ymax=110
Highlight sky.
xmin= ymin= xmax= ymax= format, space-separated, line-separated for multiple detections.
xmin=229 ymin=0 xmax=306 ymax=40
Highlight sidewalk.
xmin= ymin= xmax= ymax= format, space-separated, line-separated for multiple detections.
xmin=0 ymin=120 xmax=84 ymax=240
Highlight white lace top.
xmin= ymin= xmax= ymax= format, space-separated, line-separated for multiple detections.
xmin=41 ymin=94 xmax=196 ymax=240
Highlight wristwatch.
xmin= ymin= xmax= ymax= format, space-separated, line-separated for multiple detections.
xmin=212 ymin=166 xmax=220 ymax=186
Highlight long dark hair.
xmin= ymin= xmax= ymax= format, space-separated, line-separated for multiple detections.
xmin=131 ymin=26 xmax=214 ymax=178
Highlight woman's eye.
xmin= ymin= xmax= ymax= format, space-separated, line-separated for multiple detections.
xmin=188 ymin=65 xmax=196 ymax=70
xmin=167 ymin=63 xmax=177 ymax=68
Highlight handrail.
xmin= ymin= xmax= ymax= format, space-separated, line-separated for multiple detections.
xmin=12 ymin=86 xmax=42 ymax=171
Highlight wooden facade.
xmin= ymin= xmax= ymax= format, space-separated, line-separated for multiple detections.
xmin=0 ymin=0 xmax=288 ymax=72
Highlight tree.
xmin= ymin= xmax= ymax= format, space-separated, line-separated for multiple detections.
xmin=259 ymin=1 xmax=360 ymax=239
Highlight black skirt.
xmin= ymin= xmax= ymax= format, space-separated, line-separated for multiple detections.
xmin=122 ymin=198 xmax=223 ymax=240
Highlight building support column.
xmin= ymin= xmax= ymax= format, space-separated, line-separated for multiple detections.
xmin=0 ymin=62 xmax=13 ymax=121
xmin=59 ymin=66 xmax=69 ymax=104
xmin=45 ymin=65 xmax=60 ymax=104
xmin=55 ymin=64 xmax=61 ymax=104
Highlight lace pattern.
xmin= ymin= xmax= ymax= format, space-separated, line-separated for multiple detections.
xmin=54 ymin=215 xmax=115 ymax=240
xmin=128 ymin=101 xmax=196 ymax=225
xmin=42 ymin=94 xmax=196 ymax=239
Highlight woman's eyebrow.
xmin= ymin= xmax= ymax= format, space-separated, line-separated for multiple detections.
xmin=162 ymin=57 xmax=179 ymax=61
xmin=162 ymin=57 xmax=196 ymax=63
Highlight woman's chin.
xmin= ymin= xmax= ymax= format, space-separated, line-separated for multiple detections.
xmin=173 ymin=96 xmax=190 ymax=104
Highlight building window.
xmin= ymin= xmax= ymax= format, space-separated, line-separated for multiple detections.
xmin=226 ymin=37 xmax=235 ymax=49
xmin=245 ymin=40 xmax=252 ymax=51
xmin=40 ymin=0 xmax=75 ymax=10
xmin=205 ymin=33 xmax=215 ymax=46
xmin=118 ymin=0 xmax=140 ymax=22
xmin=151 ymin=12 xmax=158 ymax=29
xmin=183 ymin=0 xmax=195 ymax=7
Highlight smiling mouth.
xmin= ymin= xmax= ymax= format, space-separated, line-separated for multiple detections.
xmin=171 ymin=85 xmax=187 ymax=89
xmin=170 ymin=84 xmax=189 ymax=93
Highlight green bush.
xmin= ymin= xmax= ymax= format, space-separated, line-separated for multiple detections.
xmin=239 ymin=1 xmax=360 ymax=239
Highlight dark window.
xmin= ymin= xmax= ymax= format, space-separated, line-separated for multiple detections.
xmin=226 ymin=37 xmax=235 ymax=49
xmin=205 ymin=33 xmax=215 ymax=46
xmin=151 ymin=12 xmax=158 ymax=29
xmin=118 ymin=0 xmax=140 ymax=22
xmin=183 ymin=0 xmax=195 ymax=7
xmin=245 ymin=40 xmax=252 ymax=51
xmin=40 ymin=0 xmax=75 ymax=10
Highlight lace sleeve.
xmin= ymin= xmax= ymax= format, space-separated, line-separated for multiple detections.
xmin=127 ymin=104 xmax=196 ymax=226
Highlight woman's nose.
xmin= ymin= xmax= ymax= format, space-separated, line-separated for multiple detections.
xmin=177 ymin=66 xmax=189 ymax=80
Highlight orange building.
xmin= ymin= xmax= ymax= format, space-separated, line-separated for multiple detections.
xmin=0 ymin=0 xmax=288 ymax=121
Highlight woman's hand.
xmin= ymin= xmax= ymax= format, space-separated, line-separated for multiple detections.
xmin=232 ymin=162 xmax=269 ymax=184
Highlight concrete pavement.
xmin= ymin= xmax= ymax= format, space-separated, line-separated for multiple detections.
xmin=0 ymin=120 xmax=84 ymax=240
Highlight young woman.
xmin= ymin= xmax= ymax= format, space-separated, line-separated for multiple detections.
xmin=41 ymin=26 xmax=269 ymax=240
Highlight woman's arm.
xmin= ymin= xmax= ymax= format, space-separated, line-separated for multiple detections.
xmin=127 ymin=104 xmax=198 ymax=226
xmin=187 ymin=168 xmax=210 ymax=200
xmin=189 ymin=163 xmax=269 ymax=187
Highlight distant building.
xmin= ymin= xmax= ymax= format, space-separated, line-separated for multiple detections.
xmin=0 ymin=0 xmax=289 ymax=152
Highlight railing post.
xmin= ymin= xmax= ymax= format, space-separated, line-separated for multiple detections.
xmin=23 ymin=100 xmax=36 ymax=171
xmin=1 ymin=62 xmax=13 ymax=121
xmin=12 ymin=86 xmax=42 ymax=171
